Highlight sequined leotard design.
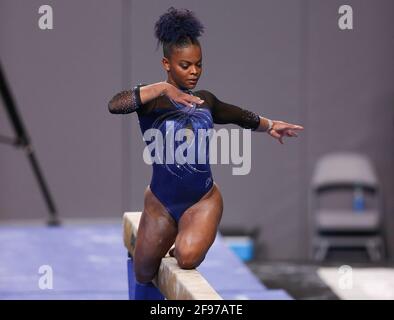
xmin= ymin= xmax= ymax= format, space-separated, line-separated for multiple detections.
xmin=108 ymin=85 xmax=260 ymax=222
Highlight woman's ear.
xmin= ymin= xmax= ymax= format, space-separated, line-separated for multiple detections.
xmin=162 ymin=57 xmax=170 ymax=72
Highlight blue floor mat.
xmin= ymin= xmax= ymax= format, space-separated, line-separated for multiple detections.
xmin=0 ymin=223 xmax=292 ymax=300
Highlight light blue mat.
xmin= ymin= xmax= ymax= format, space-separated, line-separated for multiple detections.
xmin=0 ymin=223 xmax=292 ymax=300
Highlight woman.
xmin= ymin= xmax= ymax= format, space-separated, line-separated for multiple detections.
xmin=108 ymin=7 xmax=304 ymax=297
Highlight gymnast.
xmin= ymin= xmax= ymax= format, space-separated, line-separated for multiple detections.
xmin=108 ymin=7 xmax=304 ymax=297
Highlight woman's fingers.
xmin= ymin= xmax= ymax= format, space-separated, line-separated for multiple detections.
xmin=187 ymin=96 xmax=204 ymax=105
xmin=291 ymin=124 xmax=304 ymax=130
xmin=271 ymin=131 xmax=284 ymax=144
xmin=286 ymin=130 xmax=298 ymax=137
xmin=269 ymin=121 xmax=304 ymax=144
xmin=278 ymin=122 xmax=303 ymax=131
xmin=277 ymin=124 xmax=303 ymax=137
xmin=195 ymin=97 xmax=205 ymax=104
xmin=271 ymin=129 xmax=297 ymax=144
xmin=269 ymin=129 xmax=281 ymax=140
xmin=179 ymin=95 xmax=204 ymax=107
xmin=175 ymin=98 xmax=189 ymax=107
xmin=178 ymin=98 xmax=194 ymax=107
xmin=181 ymin=92 xmax=203 ymax=103
xmin=283 ymin=124 xmax=303 ymax=131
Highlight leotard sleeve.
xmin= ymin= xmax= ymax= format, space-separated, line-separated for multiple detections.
xmin=108 ymin=84 xmax=148 ymax=114
xmin=197 ymin=90 xmax=260 ymax=130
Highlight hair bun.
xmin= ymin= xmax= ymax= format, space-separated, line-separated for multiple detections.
xmin=154 ymin=7 xmax=204 ymax=45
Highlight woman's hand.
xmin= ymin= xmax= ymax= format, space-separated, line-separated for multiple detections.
xmin=268 ymin=120 xmax=304 ymax=145
xmin=163 ymin=83 xmax=204 ymax=107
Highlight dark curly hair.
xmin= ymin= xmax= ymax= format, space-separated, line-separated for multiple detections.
xmin=154 ymin=7 xmax=204 ymax=58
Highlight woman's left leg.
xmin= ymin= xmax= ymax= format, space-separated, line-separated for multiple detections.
xmin=172 ymin=182 xmax=224 ymax=269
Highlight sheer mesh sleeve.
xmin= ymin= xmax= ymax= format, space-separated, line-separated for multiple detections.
xmin=108 ymin=84 xmax=146 ymax=114
xmin=197 ymin=90 xmax=260 ymax=130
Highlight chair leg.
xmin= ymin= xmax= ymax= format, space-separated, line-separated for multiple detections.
xmin=366 ymin=238 xmax=383 ymax=262
xmin=314 ymin=239 xmax=329 ymax=262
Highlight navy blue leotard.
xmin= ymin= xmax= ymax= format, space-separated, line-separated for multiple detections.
xmin=108 ymin=84 xmax=260 ymax=223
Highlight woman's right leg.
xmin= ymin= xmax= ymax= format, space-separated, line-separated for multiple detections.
xmin=133 ymin=185 xmax=178 ymax=284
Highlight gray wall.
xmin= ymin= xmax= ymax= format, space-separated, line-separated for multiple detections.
xmin=0 ymin=0 xmax=124 ymax=219
xmin=0 ymin=0 xmax=393 ymax=261
xmin=304 ymin=0 xmax=394 ymax=259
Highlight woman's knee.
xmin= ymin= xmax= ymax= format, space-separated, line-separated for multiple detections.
xmin=175 ymin=246 xmax=206 ymax=269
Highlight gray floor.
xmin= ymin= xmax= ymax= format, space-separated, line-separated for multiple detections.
xmin=247 ymin=261 xmax=339 ymax=300
xmin=247 ymin=254 xmax=394 ymax=300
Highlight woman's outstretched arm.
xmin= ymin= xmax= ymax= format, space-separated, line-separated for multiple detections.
xmin=198 ymin=90 xmax=304 ymax=144
xmin=198 ymin=90 xmax=262 ymax=130
xmin=108 ymin=82 xmax=204 ymax=114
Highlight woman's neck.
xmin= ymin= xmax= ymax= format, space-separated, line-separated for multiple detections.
xmin=165 ymin=79 xmax=190 ymax=92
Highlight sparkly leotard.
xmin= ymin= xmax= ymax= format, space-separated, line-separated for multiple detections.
xmin=108 ymin=84 xmax=260 ymax=223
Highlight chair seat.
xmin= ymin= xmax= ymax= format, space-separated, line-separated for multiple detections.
xmin=316 ymin=209 xmax=380 ymax=232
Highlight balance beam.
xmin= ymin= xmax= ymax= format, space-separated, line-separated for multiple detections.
xmin=123 ymin=212 xmax=222 ymax=300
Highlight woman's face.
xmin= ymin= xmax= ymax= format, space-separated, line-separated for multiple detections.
xmin=163 ymin=43 xmax=202 ymax=90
